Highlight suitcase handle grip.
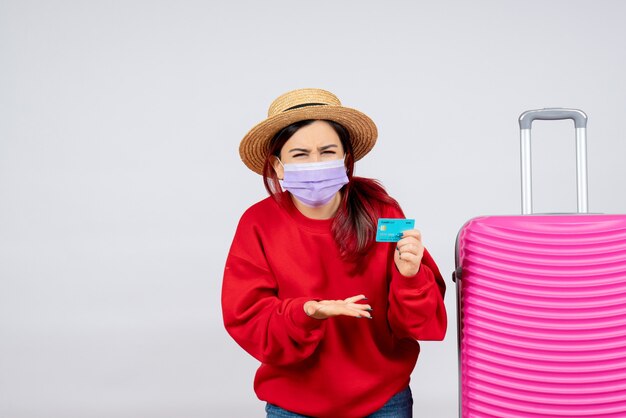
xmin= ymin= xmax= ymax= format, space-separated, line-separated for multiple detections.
xmin=518 ymin=108 xmax=589 ymax=215
xmin=519 ymin=108 xmax=587 ymax=130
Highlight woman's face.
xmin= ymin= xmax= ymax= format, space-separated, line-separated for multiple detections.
xmin=273 ymin=120 xmax=345 ymax=179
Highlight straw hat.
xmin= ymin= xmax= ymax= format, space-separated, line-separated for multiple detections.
xmin=239 ymin=88 xmax=378 ymax=175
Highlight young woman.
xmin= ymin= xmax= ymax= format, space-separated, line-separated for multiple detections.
xmin=222 ymin=88 xmax=447 ymax=418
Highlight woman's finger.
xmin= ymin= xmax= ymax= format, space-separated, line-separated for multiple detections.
xmin=397 ymin=236 xmax=421 ymax=249
xmin=342 ymin=298 xmax=372 ymax=318
xmin=396 ymin=243 xmax=423 ymax=255
xmin=344 ymin=294 xmax=367 ymax=304
xmin=348 ymin=303 xmax=371 ymax=311
xmin=396 ymin=239 xmax=421 ymax=252
xmin=400 ymin=229 xmax=422 ymax=241
xmin=346 ymin=306 xmax=373 ymax=319
xmin=396 ymin=251 xmax=421 ymax=263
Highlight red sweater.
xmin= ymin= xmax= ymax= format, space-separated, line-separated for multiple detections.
xmin=221 ymin=193 xmax=447 ymax=417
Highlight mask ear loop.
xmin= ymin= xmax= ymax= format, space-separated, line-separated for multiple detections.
xmin=275 ymin=157 xmax=285 ymax=181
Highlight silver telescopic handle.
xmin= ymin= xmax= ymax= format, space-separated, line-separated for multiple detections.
xmin=518 ymin=108 xmax=589 ymax=215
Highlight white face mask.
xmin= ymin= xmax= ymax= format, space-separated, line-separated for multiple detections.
xmin=279 ymin=159 xmax=349 ymax=207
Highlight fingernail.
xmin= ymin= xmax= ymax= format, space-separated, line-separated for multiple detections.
xmin=356 ymin=315 xmax=362 ymax=318
xmin=367 ymin=316 xmax=373 ymax=320
xmin=366 ymin=308 xmax=373 ymax=311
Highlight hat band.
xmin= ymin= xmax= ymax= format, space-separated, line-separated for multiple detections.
xmin=284 ymin=103 xmax=327 ymax=112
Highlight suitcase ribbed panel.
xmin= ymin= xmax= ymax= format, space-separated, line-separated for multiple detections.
xmin=458 ymin=215 xmax=626 ymax=418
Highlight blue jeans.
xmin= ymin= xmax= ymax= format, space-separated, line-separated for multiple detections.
xmin=265 ymin=386 xmax=413 ymax=418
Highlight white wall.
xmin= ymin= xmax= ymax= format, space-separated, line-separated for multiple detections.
xmin=1 ymin=1 xmax=626 ymax=417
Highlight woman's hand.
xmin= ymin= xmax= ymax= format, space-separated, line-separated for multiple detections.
xmin=304 ymin=294 xmax=372 ymax=320
xmin=394 ymin=229 xmax=424 ymax=277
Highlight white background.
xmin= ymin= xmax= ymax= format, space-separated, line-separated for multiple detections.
xmin=2 ymin=1 xmax=626 ymax=417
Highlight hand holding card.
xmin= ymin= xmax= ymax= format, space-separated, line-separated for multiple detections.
xmin=394 ymin=228 xmax=425 ymax=277
xmin=375 ymin=218 xmax=425 ymax=277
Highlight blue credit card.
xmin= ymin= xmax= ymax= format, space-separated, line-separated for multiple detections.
xmin=375 ymin=218 xmax=415 ymax=242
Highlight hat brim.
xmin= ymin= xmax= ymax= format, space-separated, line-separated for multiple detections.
xmin=239 ymin=105 xmax=378 ymax=175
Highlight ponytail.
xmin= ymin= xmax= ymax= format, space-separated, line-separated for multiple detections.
xmin=333 ymin=177 xmax=399 ymax=261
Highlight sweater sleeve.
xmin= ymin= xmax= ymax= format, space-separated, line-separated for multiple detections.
xmin=387 ymin=247 xmax=447 ymax=341
xmin=383 ymin=205 xmax=447 ymax=341
xmin=221 ymin=212 xmax=326 ymax=366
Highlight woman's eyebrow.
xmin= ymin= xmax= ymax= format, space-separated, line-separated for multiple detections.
xmin=288 ymin=147 xmax=311 ymax=154
xmin=288 ymin=144 xmax=339 ymax=154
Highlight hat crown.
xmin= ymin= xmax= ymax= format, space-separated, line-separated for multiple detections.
xmin=268 ymin=88 xmax=341 ymax=117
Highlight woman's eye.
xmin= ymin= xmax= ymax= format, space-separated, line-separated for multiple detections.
xmin=293 ymin=153 xmax=306 ymax=158
xmin=322 ymin=150 xmax=336 ymax=154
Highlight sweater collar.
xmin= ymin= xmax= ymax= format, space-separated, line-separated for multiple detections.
xmin=281 ymin=191 xmax=334 ymax=232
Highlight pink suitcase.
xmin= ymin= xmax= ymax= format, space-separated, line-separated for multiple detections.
xmin=454 ymin=109 xmax=626 ymax=417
